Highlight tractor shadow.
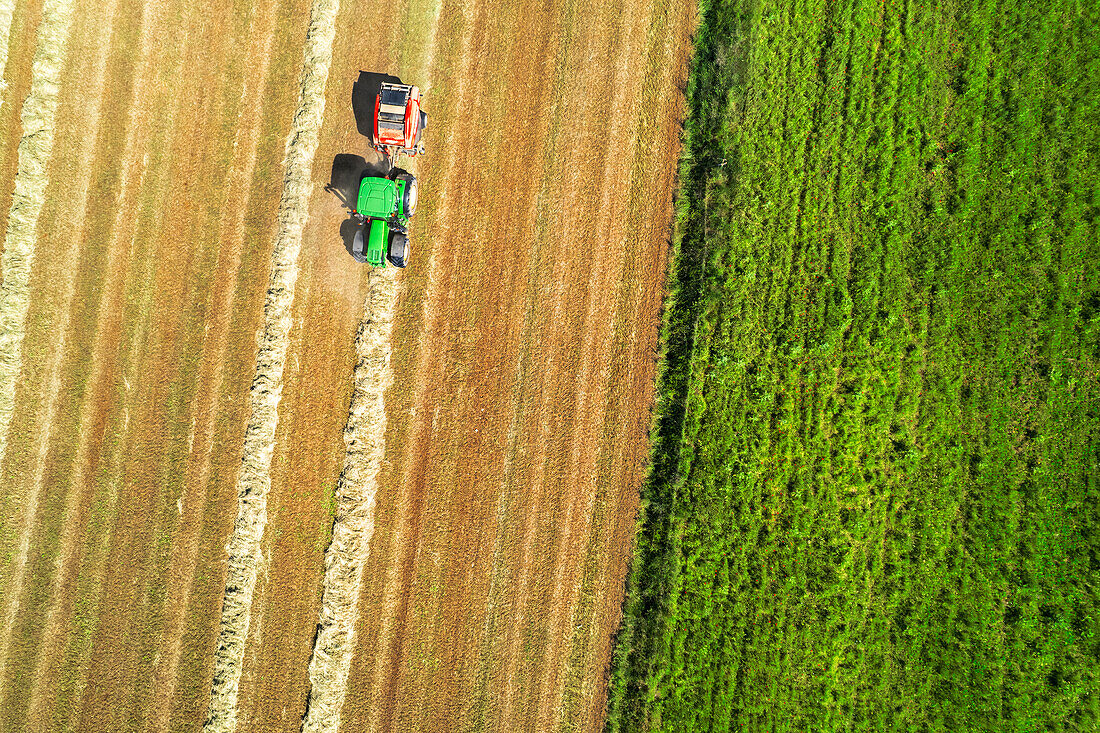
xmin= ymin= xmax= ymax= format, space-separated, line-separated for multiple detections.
xmin=324 ymin=153 xmax=366 ymax=258
xmin=326 ymin=151 xmax=389 ymax=259
xmin=352 ymin=70 xmax=402 ymax=139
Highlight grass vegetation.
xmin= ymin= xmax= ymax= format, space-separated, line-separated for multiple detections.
xmin=605 ymin=0 xmax=1100 ymax=730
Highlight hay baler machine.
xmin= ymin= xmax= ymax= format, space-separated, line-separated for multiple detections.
xmin=372 ymin=82 xmax=427 ymax=165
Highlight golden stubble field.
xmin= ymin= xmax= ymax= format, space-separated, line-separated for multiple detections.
xmin=0 ymin=0 xmax=695 ymax=730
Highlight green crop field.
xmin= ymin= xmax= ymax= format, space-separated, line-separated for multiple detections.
xmin=606 ymin=0 xmax=1100 ymax=730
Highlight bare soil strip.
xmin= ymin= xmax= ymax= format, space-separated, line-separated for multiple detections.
xmin=203 ymin=0 xmax=339 ymax=728
xmin=0 ymin=0 xmax=73 ymax=509
xmin=0 ymin=0 xmax=117 ymax=700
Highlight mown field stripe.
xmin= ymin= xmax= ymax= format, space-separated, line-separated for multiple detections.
xmin=0 ymin=0 xmax=74 ymax=698
xmin=147 ymin=1 xmax=279 ymax=728
xmin=556 ymin=0 xmax=693 ymax=724
xmin=0 ymin=0 xmax=121 ymax=722
xmin=0 ymin=0 xmax=72 ymax=503
xmin=202 ymin=0 xmax=339 ymax=729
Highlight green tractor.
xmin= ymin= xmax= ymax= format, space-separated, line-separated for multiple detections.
xmin=351 ymin=168 xmax=417 ymax=267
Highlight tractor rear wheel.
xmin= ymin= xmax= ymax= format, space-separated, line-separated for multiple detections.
xmin=388 ymin=232 xmax=409 ymax=268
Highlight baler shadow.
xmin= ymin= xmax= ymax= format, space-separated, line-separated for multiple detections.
xmin=352 ymin=70 xmax=402 ymax=139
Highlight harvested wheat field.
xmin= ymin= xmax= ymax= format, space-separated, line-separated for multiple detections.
xmin=0 ymin=0 xmax=695 ymax=729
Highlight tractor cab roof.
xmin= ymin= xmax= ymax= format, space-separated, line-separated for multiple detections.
xmin=357 ymin=176 xmax=397 ymax=219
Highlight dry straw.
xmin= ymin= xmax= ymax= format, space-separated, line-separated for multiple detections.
xmin=202 ymin=0 xmax=339 ymax=729
xmin=0 ymin=0 xmax=15 ymax=107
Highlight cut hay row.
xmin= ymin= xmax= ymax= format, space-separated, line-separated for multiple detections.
xmin=301 ymin=267 xmax=397 ymax=733
xmin=0 ymin=0 xmax=74 ymax=487
xmin=202 ymin=0 xmax=340 ymax=729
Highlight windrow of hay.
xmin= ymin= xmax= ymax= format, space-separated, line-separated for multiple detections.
xmin=0 ymin=0 xmax=74 ymax=502
xmin=202 ymin=0 xmax=340 ymax=730
xmin=301 ymin=268 xmax=397 ymax=733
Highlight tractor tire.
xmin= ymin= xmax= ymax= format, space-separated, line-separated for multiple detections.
xmin=388 ymin=232 xmax=409 ymax=268
xmin=387 ymin=167 xmax=417 ymax=216
xmin=400 ymin=176 xmax=418 ymax=217
xmin=351 ymin=221 xmax=368 ymax=263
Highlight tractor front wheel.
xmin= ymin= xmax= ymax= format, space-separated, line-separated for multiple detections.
xmin=389 ymin=169 xmax=418 ymax=217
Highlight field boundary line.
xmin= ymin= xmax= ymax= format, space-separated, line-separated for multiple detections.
xmin=201 ymin=0 xmax=340 ymax=729
xmin=0 ymin=0 xmax=73 ymax=503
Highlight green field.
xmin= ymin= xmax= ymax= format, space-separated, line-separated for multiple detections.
xmin=606 ymin=0 xmax=1100 ymax=730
